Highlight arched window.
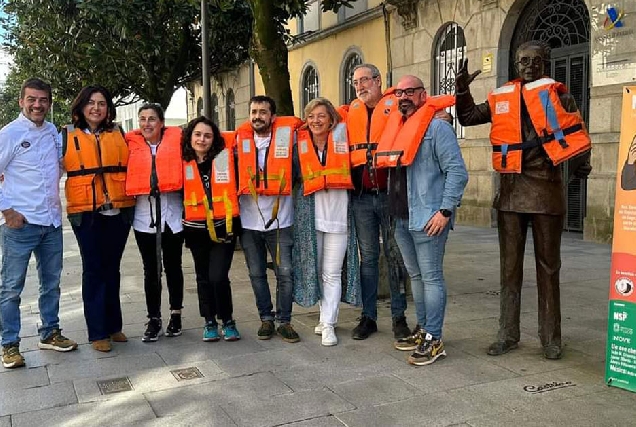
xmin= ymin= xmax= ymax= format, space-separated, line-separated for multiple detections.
xmin=433 ymin=22 xmax=466 ymax=138
xmin=226 ymin=89 xmax=236 ymax=131
xmin=510 ymin=0 xmax=590 ymax=232
xmin=301 ymin=64 xmax=319 ymax=114
xmin=196 ymin=97 xmax=203 ymax=117
xmin=341 ymin=51 xmax=363 ymax=105
xmin=211 ymin=93 xmax=219 ymax=125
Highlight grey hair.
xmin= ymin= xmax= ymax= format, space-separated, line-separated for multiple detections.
xmin=353 ymin=63 xmax=381 ymax=78
xmin=517 ymin=40 xmax=551 ymax=61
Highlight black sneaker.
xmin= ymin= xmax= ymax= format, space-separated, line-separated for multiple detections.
xmin=351 ymin=316 xmax=377 ymax=340
xmin=142 ymin=318 xmax=163 ymax=342
xmin=408 ymin=332 xmax=446 ymax=366
xmin=165 ymin=313 xmax=182 ymax=337
xmin=392 ymin=316 xmax=411 ymax=339
xmin=394 ymin=327 xmax=423 ymax=351
xmin=257 ymin=320 xmax=275 ymax=340
xmin=277 ymin=323 xmax=300 ymax=343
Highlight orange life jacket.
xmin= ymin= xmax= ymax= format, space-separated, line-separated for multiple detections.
xmin=63 ymin=125 xmax=136 ymax=214
xmin=125 ymin=127 xmax=184 ymax=195
xmin=182 ymin=133 xmax=239 ymax=242
xmin=296 ymin=123 xmax=354 ymax=196
xmin=346 ymin=87 xmax=397 ymax=167
xmin=374 ymin=95 xmax=456 ymax=168
xmin=488 ymin=78 xmax=591 ymax=173
xmin=236 ymin=116 xmax=302 ymax=196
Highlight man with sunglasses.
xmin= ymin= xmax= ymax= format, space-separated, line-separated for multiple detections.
xmin=344 ymin=64 xmax=411 ymax=340
xmin=455 ymin=40 xmax=592 ymax=360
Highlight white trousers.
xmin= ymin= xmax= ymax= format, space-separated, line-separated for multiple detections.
xmin=316 ymin=231 xmax=348 ymax=326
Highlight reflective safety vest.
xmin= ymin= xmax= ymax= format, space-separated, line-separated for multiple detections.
xmin=345 ymin=87 xmax=397 ymax=167
xmin=182 ymin=131 xmax=239 ymax=242
xmin=488 ymin=77 xmax=591 ymax=173
xmin=374 ymin=95 xmax=456 ymax=168
xmin=296 ymin=123 xmax=354 ymax=196
xmin=125 ymin=127 xmax=184 ymax=195
xmin=63 ymin=125 xmax=136 ymax=214
xmin=236 ymin=116 xmax=303 ymax=197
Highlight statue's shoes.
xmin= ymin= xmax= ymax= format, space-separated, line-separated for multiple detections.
xmin=487 ymin=340 xmax=518 ymax=356
xmin=543 ymin=344 xmax=563 ymax=360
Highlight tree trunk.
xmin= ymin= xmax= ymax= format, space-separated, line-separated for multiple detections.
xmin=247 ymin=1 xmax=294 ymax=116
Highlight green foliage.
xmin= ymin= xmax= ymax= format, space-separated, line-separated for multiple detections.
xmin=0 ymin=66 xmax=70 ymax=128
xmin=243 ymin=0 xmax=357 ymax=115
xmin=1 ymin=0 xmax=251 ymax=108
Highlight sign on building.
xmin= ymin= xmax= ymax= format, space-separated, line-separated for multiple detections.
xmin=591 ymin=2 xmax=636 ymax=87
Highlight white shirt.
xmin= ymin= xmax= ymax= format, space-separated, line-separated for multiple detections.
xmin=314 ymin=149 xmax=348 ymax=233
xmin=239 ymin=135 xmax=293 ymax=231
xmin=132 ymin=144 xmax=184 ymax=234
xmin=0 ymin=114 xmax=62 ymax=227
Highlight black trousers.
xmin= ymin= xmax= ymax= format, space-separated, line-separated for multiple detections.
xmin=184 ymin=227 xmax=236 ymax=325
xmin=73 ymin=212 xmax=130 ymax=341
xmin=134 ymin=225 xmax=184 ymax=318
xmin=497 ymin=211 xmax=563 ymax=348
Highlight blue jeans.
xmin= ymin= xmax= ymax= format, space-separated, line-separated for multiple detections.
xmin=241 ymin=227 xmax=294 ymax=323
xmin=352 ymin=192 xmax=407 ymax=321
xmin=73 ymin=212 xmax=130 ymax=341
xmin=393 ymin=218 xmax=449 ymax=339
xmin=1 ymin=224 xmax=63 ymax=346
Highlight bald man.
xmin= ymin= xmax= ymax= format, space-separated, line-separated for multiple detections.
xmin=386 ymin=75 xmax=468 ymax=366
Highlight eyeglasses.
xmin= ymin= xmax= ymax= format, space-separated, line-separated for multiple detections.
xmin=395 ymin=87 xmax=425 ymax=97
xmin=516 ymin=56 xmax=544 ymax=66
xmin=352 ymin=76 xmax=377 ymax=87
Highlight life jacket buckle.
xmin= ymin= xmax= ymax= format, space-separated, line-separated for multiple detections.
xmin=500 ymin=144 xmax=509 ymax=169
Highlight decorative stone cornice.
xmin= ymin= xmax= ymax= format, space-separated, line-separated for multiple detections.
xmin=289 ymin=6 xmax=384 ymax=50
xmin=479 ymin=0 xmax=498 ymax=10
xmin=386 ymin=0 xmax=419 ymax=31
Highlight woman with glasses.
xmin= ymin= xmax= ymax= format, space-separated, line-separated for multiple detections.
xmin=292 ymin=97 xmax=360 ymax=346
xmin=181 ymin=116 xmax=241 ymax=342
xmin=125 ymin=103 xmax=185 ymax=343
xmin=62 ymin=85 xmax=136 ymax=352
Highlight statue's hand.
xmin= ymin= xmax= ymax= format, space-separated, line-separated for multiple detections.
xmin=455 ymin=59 xmax=481 ymax=93
xmin=574 ymin=161 xmax=592 ymax=179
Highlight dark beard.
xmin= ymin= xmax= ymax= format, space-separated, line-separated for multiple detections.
xmin=398 ymin=101 xmax=413 ymax=115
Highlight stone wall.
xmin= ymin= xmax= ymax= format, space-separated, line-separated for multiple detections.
xmin=388 ymin=0 xmax=636 ymax=242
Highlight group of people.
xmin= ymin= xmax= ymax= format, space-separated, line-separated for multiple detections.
xmin=1 ymin=39 xmax=592 ymax=371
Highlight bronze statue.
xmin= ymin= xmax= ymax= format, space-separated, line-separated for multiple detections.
xmin=455 ymin=40 xmax=592 ymax=359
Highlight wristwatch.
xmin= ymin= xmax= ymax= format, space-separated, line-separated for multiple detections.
xmin=439 ymin=209 xmax=452 ymax=218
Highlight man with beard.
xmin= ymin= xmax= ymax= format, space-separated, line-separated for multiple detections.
xmin=345 ymin=64 xmax=411 ymax=340
xmin=0 ymin=78 xmax=78 ymax=369
xmin=455 ymin=40 xmax=592 ymax=359
xmin=379 ymin=75 xmax=468 ymax=366
xmin=235 ymin=96 xmax=303 ymax=342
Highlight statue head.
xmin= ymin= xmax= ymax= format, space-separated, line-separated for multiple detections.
xmin=515 ymin=40 xmax=551 ymax=83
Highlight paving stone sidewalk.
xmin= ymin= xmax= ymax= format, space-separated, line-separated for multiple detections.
xmin=1 ymin=223 xmax=635 ymax=426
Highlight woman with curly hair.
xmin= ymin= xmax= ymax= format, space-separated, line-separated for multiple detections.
xmin=182 ymin=116 xmax=241 ymax=342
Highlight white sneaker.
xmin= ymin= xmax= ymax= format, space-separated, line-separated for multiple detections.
xmin=322 ymin=326 xmax=338 ymax=346
xmin=314 ymin=322 xmax=324 ymax=335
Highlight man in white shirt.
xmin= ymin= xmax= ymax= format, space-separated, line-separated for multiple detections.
xmin=0 ymin=78 xmax=78 ymax=369
xmin=238 ymin=96 xmax=299 ymax=343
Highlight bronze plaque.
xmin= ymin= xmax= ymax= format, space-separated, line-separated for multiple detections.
xmin=171 ymin=367 xmax=204 ymax=381
xmin=97 ymin=377 xmax=133 ymax=395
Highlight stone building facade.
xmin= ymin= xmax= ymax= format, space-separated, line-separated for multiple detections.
xmin=187 ymin=0 xmax=636 ymax=243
